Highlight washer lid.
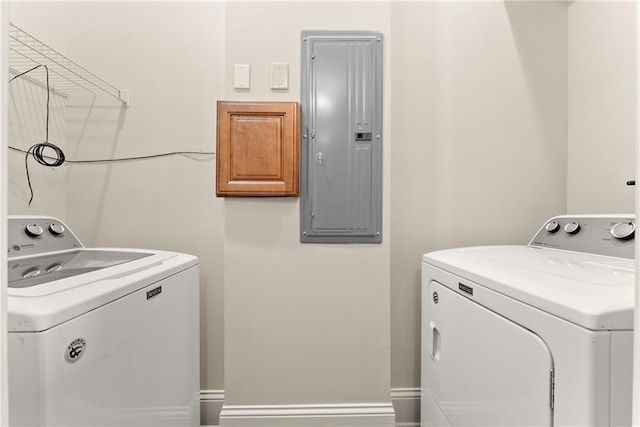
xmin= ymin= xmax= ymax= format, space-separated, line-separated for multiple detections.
xmin=8 ymin=249 xmax=198 ymax=332
xmin=9 ymin=249 xmax=152 ymax=289
xmin=423 ymin=245 xmax=634 ymax=330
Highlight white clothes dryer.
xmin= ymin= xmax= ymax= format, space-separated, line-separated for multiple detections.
xmin=421 ymin=215 xmax=634 ymax=426
xmin=7 ymin=216 xmax=200 ymax=426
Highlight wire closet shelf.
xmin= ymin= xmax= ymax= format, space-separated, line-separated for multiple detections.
xmin=8 ymin=23 xmax=129 ymax=106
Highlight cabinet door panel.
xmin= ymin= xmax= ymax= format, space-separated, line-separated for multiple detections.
xmin=216 ymin=101 xmax=299 ymax=197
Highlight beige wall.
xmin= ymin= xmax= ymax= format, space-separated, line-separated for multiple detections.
xmin=222 ymin=1 xmax=392 ymax=406
xmin=567 ymin=0 xmax=636 ymax=214
xmin=7 ymin=0 xmax=395 ymax=419
xmin=6 ymin=1 xmax=637 ymax=426
xmin=8 ymin=2 xmax=227 ymax=418
xmin=390 ymin=1 xmax=569 ymax=389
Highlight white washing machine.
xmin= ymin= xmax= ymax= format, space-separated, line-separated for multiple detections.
xmin=421 ymin=215 xmax=634 ymax=426
xmin=7 ymin=216 xmax=200 ymax=426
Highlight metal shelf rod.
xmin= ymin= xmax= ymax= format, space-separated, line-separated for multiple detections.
xmin=8 ymin=23 xmax=129 ymax=106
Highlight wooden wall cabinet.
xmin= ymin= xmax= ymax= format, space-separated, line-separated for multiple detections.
xmin=216 ymin=101 xmax=299 ymax=197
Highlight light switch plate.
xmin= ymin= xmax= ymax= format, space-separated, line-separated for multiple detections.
xmin=234 ymin=64 xmax=250 ymax=89
xmin=271 ymin=63 xmax=289 ymax=90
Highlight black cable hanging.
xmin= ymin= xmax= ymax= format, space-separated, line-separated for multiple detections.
xmin=10 ymin=64 xmax=65 ymax=206
xmin=9 ymin=65 xmax=215 ymax=206
xmin=8 ymin=146 xmax=215 ymax=164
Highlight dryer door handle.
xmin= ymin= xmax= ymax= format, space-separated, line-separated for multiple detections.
xmin=430 ymin=321 xmax=441 ymax=361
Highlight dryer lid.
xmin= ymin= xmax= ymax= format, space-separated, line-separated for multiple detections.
xmin=468 ymin=245 xmax=634 ymax=286
xmin=423 ymin=245 xmax=635 ymax=330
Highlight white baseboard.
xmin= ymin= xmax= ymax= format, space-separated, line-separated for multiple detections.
xmin=200 ymin=390 xmax=225 ymax=427
xmin=390 ymin=388 xmax=420 ymax=427
xmin=218 ymin=402 xmax=395 ymax=426
xmin=201 ymin=389 xmax=225 ymax=402
xmin=201 ymin=388 xmax=419 ymax=427
xmin=390 ymin=388 xmax=421 ymax=400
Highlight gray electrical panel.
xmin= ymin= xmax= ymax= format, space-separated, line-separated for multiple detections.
xmin=300 ymin=31 xmax=383 ymax=244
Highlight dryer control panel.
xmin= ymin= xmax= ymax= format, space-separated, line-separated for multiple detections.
xmin=8 ymin=216 xmax=83 ymax=259
xmin=529 ymin=215 xmax=635 ymax=259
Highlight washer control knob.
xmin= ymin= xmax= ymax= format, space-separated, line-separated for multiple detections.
xmin=22 ymin=267 xmax=41 ymax=279
xmin=46 ymin=263 xmax=63 ymax=273
xmin=545 ymin=221 xmax=560 ymax=233
xmin=610 ymin=221 xmax=635 ymax=240
xmin=564 ymin=222 xmax=581 ymax=235
xmin=25 ymin=224 xmax=44 ymax=237
xmin=49 ymin=223 xmax=65 ymax=235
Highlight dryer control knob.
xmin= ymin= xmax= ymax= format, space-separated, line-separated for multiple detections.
xmin=545 ymin=221 xmax=560 ymax=233
xmin=49 ymin=223 xmax=65 ymax=235
xmin=610 ymin=221 xmax=635 ymax=240
xmin=564 ymin=222 xmax=581 ymax=235
xmin=25 ymin=224 xmax=44 ymax=237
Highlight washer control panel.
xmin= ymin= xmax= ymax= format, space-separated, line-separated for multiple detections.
xmin=8 ymin=216 xmax=82 ymax=258
xmin=529 ymin=215 xmax=635 ymax=259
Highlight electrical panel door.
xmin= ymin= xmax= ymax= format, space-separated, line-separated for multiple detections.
xmin=300 ymin=31 xmax=383 ymax=243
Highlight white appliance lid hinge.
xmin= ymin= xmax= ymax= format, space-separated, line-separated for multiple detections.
xmin=550 ymin=369 xmax=555 ymax=409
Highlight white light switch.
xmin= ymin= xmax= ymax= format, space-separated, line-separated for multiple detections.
xmin=234 ymin=64 xmax=250 ymax=89
xmin=271 ymin=63 xmax=289 ymax=90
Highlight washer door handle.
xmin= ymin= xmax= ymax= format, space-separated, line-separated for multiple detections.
xmin=430 ymin=321 xmax=441 ymax=361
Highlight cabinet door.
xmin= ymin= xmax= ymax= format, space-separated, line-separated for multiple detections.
xmin=216 ymin=101 xmax=299 ymax=197
xmin=424 ymin=280 xmax=553 ymax=426
xmin=300 ymin=31 xmax=383 ymax=243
